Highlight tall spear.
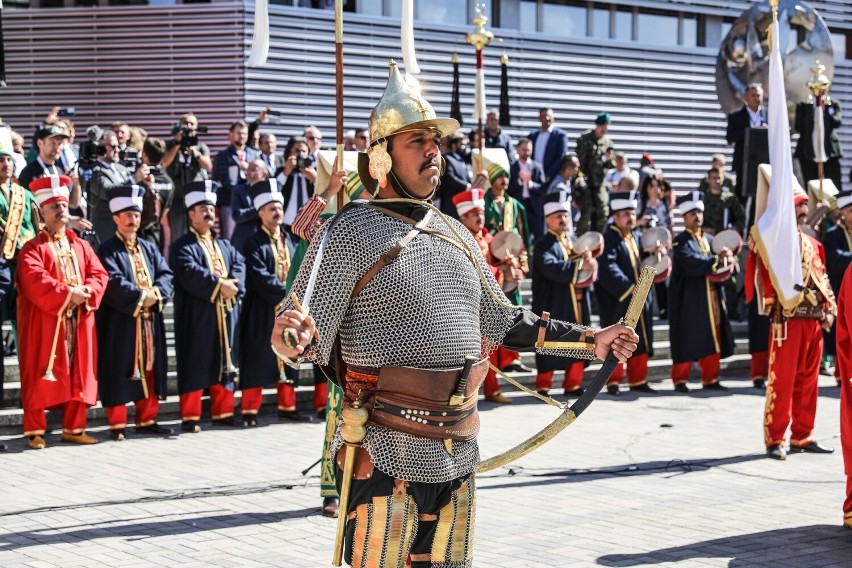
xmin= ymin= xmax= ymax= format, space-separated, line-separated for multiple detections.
xmin=334 ymin=0 xmax=344 ymax=209
xmin=466 ymin=3 xmax=493 ymax=174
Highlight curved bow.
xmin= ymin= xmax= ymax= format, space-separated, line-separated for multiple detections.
xmin=477 ymin=266 xmax=656 ymax=473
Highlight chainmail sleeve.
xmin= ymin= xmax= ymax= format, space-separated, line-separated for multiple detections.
xmin=283 ymin=210 xmax=375 ymax=366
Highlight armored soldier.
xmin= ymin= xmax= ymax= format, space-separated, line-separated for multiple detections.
xmin=270 ymin=61 xmax=638 ymax=568
xmin=575 ymin=112 xmax=615 ymax=234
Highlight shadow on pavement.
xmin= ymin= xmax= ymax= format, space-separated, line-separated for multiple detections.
xmin=596 ymin=524 xmax=850 ymax=567
xmin=477 ymin=453 xmax=766 ymax=491
xmin=0 ymin=508 xmax=319 ymax=552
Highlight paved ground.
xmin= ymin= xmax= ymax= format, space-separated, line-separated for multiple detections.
xmin=1 ymin=374 xmax=849 ymax=568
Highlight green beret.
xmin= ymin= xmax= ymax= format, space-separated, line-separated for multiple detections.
xmin=595 ymin=112 xmax=612 ymax=125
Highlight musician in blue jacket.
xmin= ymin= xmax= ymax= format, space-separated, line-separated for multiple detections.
xmin=169 ymin=181 xmax=245 ymax=433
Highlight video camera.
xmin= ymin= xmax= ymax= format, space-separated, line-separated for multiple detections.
xmin=171 ymin=124 xmax=208 ymax=151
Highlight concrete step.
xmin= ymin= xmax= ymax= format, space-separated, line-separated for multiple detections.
xmin=0 ymin=353 xmax=754 ymax=434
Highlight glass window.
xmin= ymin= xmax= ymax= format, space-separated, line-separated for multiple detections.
xmin=357 ymin=0 xmax=382 ymax=16
xmin=387 ymin=0 xmax=401 ymax=18
xmin=637 ymin=12 xmax=678 ymax=46
xmin=500 ymin=0 xmax=521 ymax=29
xmin=592 ymin=7 xmax=610 ymax=39
xmin=682 ymin=14 xmax=697 ymax=47
xmin=720 ymin=21 xmax=732 ymax=41
xmin=614 ymin=8 xmax=632 ymax=41
xmin=831 ymin=33 xmax=847 ymax=60
xmin=542 ymin=3 xmax=587 ymax=37
xmin=520 ymin=0 xmax=537 ymax=32
xmin=416 ymin=0 xmax=467 ymax=24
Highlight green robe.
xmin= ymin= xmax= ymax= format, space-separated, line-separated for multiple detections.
xmin=0 ymin=182 xmax=40 ymax=325
xmin=484 ymin=191 xmax=531 ymax=305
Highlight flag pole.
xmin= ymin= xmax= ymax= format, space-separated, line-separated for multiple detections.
xmin=466 ymin=3 xmax=493 ymax=175
xmin=807 ymin=59 xmax=831 ymax=205
xmin=334 ymin=0 xmax=344 ymax=209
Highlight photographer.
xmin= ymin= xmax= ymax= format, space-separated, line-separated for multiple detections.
xmin=279 ymin=135 xmax=315 ymax=236
xmin=162 ymin=113 xmax=212 ymax=242
xmin=213 ymin=120 xmax=259 ymax=239
xmin=140 ymin=137 xmax=174 ymax=249
xmin=90 ymin=131 xmax=154 ymax=242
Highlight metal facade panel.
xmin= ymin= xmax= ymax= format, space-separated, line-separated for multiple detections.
xmin=246 ymin=6 xmax=851 ymax=193
xmin=0 ymin=4 xmax=247 ymax=151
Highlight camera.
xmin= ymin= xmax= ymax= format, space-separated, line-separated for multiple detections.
xmin=148 ymin=165 xmax=163 ymax=177
xmin=266 ymin=109 xmax=281 ymax=125
xmin=295 ymin=155 xmax=314 ymax=170
xmin=58 ymin=107 xmax=76 ymax=117
xmin=78 ymin=140 xmax=105 ymax=168
xmin=172 ymin=124 xmax=208 ymax=150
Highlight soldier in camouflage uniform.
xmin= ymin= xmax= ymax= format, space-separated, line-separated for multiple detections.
xmin=701 ymin=167 xmax=746 ymax=235
xmin=575 ymin=112 xmax=615 ymax=235
xmin=700 ymin=166 xmax=746 ymax=317
xmin=270 ymin=61 xmax=639 ymax=568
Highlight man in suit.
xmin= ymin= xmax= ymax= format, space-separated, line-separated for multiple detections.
xmin=508 ymin=137 xmax=547 ymax=241
xmin=528 ymin=107 xmax=569 ymax=183
xmin=231 ymin=159 xmax=270 ymax=251
xmin=795 ymin=97 xmax=843 ymax=191
xmin=439 ymin=130 xmax=472 ymax=218
xmin=484 ymin=109 xmax=515 ymax=164
xmin=726 ymin=83 xmax=767 ymax=198
xmin=90 ymin=131 xmax=155 ymax=242
xmin=258 ymin=132 xmax=285 ymax=178
xmin=212 ymin=120 xmax=260 ymax=240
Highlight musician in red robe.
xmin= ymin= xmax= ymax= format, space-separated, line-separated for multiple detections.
xmin=752 ymin=187 xmax=837 ymax=460
xmin=453 ymin=188 xmax=521 ymax=404
xmin=838 ymin=262 xmax=852 ymax=528
xmin=17 ymin=175 xmax=107 ymax=449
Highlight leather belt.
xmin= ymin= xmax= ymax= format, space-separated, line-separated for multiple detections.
xmin=342 ymin=358 xmax=488 ymax=442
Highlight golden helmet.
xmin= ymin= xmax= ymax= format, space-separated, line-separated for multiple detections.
xmin=358 ymin=60 xmax=459 ymax=192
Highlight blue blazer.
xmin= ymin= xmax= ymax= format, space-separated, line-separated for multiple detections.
xmin=527 ymin=127 xmax=569 ymax=181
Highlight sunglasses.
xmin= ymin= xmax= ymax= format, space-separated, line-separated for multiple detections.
xmin=103 ymin=144 xmax=119 ymax=150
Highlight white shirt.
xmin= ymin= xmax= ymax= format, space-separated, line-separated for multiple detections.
xmin=605 ymin=166 xmax=639 ymax=190
xmin=282 ymin=174 xmax=308 ymax=227
xmin=518 ymin=160 xmax=531 ymax=199
xmin=533 ymin=127 xmax=552 ymax=167
xmin=747 ymin=106 xmax=765 ymax=128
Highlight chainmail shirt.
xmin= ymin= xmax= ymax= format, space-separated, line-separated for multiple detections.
xmin=286 ymin=201 xmax=584 ymax=483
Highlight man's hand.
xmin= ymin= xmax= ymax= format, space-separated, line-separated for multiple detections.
xmin=821 ymin=313 xmax=835 ymax=332
xmin=581 ymin=255 xmax=597 ymax=272
xmin=302 ymin=166 xmax=318 ymax=183
xmin=69 ymin=217 xmax=93 ymax=232
xmin=593 ymin=324 xmax=639 ymax=363
xmin=271 ymin=309 xmax=317 ymax=358
xmin=257 ymin=107 xmax=270 ymax=124
xmin=220 ymin=279 xmax=239 ymax=300
xmin=283 ymin=155 xmax=298 ymax=177
xmin=142 ymin=289 xmax=159 ymax=308
xmin=325 ymin=169 xmax=349 ymax=197
xmin=70 ymin=285 xmax=91 ymax=306
xmin=45 ymin=106 xmax=60 ymax=126
xmin=133 ymin=164 xmax=153 ymax=186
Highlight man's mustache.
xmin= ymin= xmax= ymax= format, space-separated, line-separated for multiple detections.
xmin=203 ymin=214 xmax=214 ymax=221
xmin=420 ymin=159 xmax=440 ymax=173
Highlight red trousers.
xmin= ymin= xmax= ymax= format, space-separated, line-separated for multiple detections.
xmin=764 ymin=318 xmax=821 ymax=448
xmin=535 ymin=362 xmax=585 ymax=392
xmin=23 ymin=400 xmax=88 ymax=436
xmin=484 ymin=347 xmax=519 ymax=396
xmin=104 ymin=372 xmax=160 ymax=429
xmin=671 ymin=353 xmax=721 ymax=385
xmin=242 ymin=381 xmax=329 ymax=414
xmin=179 ymin=384 xmax=235 ymax=421
xmin=750 ymin=351 xmax=769 ymax=380
xmin=606 ymin=353 xmax=649 ymax=387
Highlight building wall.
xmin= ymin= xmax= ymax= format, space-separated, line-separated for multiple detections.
xmin=0 ymin=1 xmax=849 ymax=193
xmin=247 ymin=4 xmax=852 ymax=192
xmin=0 ymin=4 xmax=247 ymax=150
